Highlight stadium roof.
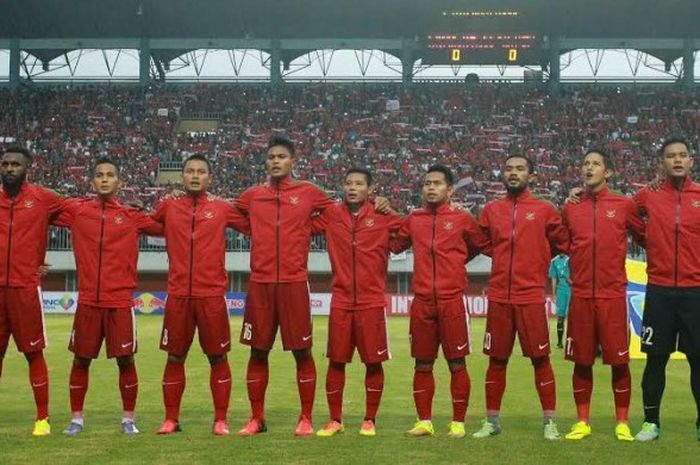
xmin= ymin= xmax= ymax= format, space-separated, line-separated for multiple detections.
xmin=2 ymin=0 xmax=699 ymax=39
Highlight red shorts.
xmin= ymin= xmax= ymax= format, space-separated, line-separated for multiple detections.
xmin=69 ymin=303 xmax=137 ymax=359
xmin=483 ymin=301 xmax=550 ymax=359
xmin=0 ymin=287 xmax=46 ymax=354
xmin=409 ymin=297 xmax=471 ymax=361
xmin=160 ymin=296 xmax=230 ymax=356
xmin=326 ymin=305 xmax=389 ymax=364
xmin=565 ymin=296 xmax=630 ymax=365
xmin=240 ymin=282 xmax=312 ymax=351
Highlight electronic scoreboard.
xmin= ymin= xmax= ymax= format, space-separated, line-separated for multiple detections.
xmin=424 ymin=34 xmax=543 ymax=65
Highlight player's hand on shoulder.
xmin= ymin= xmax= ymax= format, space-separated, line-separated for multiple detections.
xmin=124 ymin=199 xmax=145 ymax=211
xmin=373 ymin=196 xmax=392 ymax=214
xmin=646 ymin=175 xmax=663 ymax=192
xmin=565 ymin=187 xmax=584 ymax=204
xmin=165 ymin=189 xmax=186 ymax=200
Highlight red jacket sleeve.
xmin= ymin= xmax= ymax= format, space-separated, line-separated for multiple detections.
xmin=134 ymin=210 xmax=165 ymax=236
xmin=624 ymin=197 xmax=646 ymax=248
xmin=476 ymin=205 xmax=493 ymax=257
xmin=225 ymin=202 xmax=251 ymax=235
xmin=463 ymin=212 xmax=490 ymax=260
xmin=545 ymin=205 xmax=570 ymax=256
xmin=51 ymin=197 xmax=80 ymax=228
xmin=389 ymin=216 xmax=412 ymax=254
xmin=150 ymin=199 xmax=168 ymax=224
xmin=310 ymin=184 xmax=336 ymax=212
xmin=234 ymin=188 xmax=253 ymax=216
xmin=310 ymin=209 xmax=329 ymax=235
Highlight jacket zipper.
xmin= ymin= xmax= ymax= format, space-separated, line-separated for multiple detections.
xmin=591 ymin=196 xmax=597 ymax=298
xmin=507 ymin=198 xmax=518 ymax=300
xmin=431 ymin=209 xmax=437 ymax=305
xmin=352 ymin=214 xmax=358 ymax=306
xmin=96 ymin=202 xmax=106 ymax=302
xmin=188 ymin=197 xmax=197 ymax=297
xmin=674 ymin=190 xmax=681 ymax=287
xmin=5 ymin=200 xmax=14 ymax=286
xmin=275 ymin=185 xmax=281 ymax=283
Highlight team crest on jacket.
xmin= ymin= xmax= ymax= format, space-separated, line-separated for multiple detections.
xmin=114 ymin=215 xmax=124 ymax=224
xmin=606 ymin=209 xmax=616 ymax=218
xmin=203 ymin=210 xmax=215 ymax=219
xmin=290 ymin=195 xmax=300 ymax=205
xmin=365 ymin=218 xmax=375 ymax=227
xmin=444 ymin=221 xmax=454 ymax=230
xmin=23 ymin=200 xmax=34 ymax=208
xmin=692 ymin=199 xmax=700 ymax=208
xmin=525 ymin=212 xmax=535 ymax=221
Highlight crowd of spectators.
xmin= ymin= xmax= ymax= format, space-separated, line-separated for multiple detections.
xmin=2 ymin=83 xmax=700 ymax=214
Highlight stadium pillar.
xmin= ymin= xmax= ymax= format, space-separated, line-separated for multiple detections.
xmin=401 ymin=39 xmax=414 ymax=85
xmin=139 ymin=37 xmax=151 ymax=87
xmin=9 ymin=38 xmax=20 ymax=90
xmin=270 ymin=39 xmax=282 ymax=86
xmin=548 ymin=36 xmax=561 ymax=95
xmin=682 ymin=38 xmax=695 ymax=90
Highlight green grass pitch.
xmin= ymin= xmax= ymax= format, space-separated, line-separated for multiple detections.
xmin=0 ymin=315 xmax=698 ymax=465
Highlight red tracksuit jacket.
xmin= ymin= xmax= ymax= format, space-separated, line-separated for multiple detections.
xmin=55 ymin=198 xmax=164 ymax=307
xmin=235 ymin=177 xmax=335 ymax=283
xmin=634 ymin=177 xmax=700 ymax=287
xmin=313 ymin=201 xmax=402 ymax=309
xmin=563 ymin=186 xmax=645 ymax=298
xmin=151 ymin=193 xmax=249 ymax=297
xmin=392 ymin=202 xmax=489 ymax=302
xmin=0 ymin=183 xmax=65 ymax=288
xmin=478 ymin=189 xmax=569 ymax=304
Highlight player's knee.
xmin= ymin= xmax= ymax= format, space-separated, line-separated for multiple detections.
xmin=116 ymin=355 xmax=134 ymax=369
xmin=24 ymin=350 xmax=43 ymax=362
xmin=414 ymin=359 xmax=434 ymax=371
xmin=364 ymin=362 xmax=382 ymax=374
xmin=73 ymin=356 xmax=92 ymax=368
xmin=207 ymin=354 xmax=227 ymax=365
xmin=530 ymin=355 xmax=550 ymax=367
xmin=250 ymin=347 xmax=269 ymax=361
xmin=447 ymin=358 xmax=466 ymax=372
xmin=292 ymin=348 xmax=312 ymax=362
xmin=167 ymin=354 xmax=187 ymax=364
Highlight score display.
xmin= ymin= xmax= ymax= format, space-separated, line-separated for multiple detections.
xmin=424 ymin=34 xmax=543 ymax=65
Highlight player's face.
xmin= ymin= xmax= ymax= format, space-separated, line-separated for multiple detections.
xmin=503 ymin=157 xmax=534 ymax=193
xmin=181 ymin=159 xmax=211 ymax=193
xmin=343 ymin=172 xmax=372 ymax=205
xmin=661 ymin=142 xmax=693 ymax=179
xmin=0 ymin=152 xmax=29 ymax=188
xmin=582 ymin=152 xmax=612 ymax=190
xmin=91 ymin=163 xmax=121 ymax=197
xmin=266 ymin=145 xmax=293 ymax=180
xmin=422 ymin=171 xmax=452 ymax=205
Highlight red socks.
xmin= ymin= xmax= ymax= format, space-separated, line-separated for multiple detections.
xmin=364 ymin=363 xmax=384 ymax=421
xmin=296 ymin=355 xmax=316 ymax=419
xmin=118 ymin=361 xmax=138 ymax=415
xmin=485 ymin=357 xmax=508 ymax=414
xmin=325 ymin=361 xmax=346 ymax=421
xmin=413 ymin=368 xmax=435 ymax=420
xmin=210 ymin=359 xmax=231 ymax=422
xmin=450 ymin=365 xmax=470 ymax=422
xmin=612 ymin=364 xmax=631 ymax=422
xmin=246 ymin=357 xmax=269 ymax=421
xmin=532 ymin=356 xmax=556 ymax=414
xmin=572 ymin=364 xmax=593 ymax=423
xmin=27 ymin=352 xmax=49 ymax=420
xmin=69 ymin=363 xmax=89 ymax=415
xmin=162 ymin=360 xmax=186 ymax=421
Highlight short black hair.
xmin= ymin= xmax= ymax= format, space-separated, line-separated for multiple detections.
xmin=268 ymin=135 xmax=295 ymax=156
xmin=182 ymin=154 xmax=212 ymax=174
xmin=2 ymin=145 xmax=32 ymax=164
xmin=345 ymin=167 xmax=373 ymax=185
xmin=504 ymin=155 xmax=535 ymax=174
xmin=426 ymin=164 xmax=454 ymax=186
xmin=92 ymin=157 xmax=120 ymax=178
xmin=659 ymin=137 xmax=692 ymax=156
xmin=584 ymin=148 xmax=614 ymax=171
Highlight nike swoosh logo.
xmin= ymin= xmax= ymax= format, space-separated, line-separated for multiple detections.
xmin=614 ymin=388 xmax=630 ymax=393
xmin=69 ymin=385 xmax=84 ymax=390
xmin=457 ymin=342 xmax=469 ymax=351
xmin=124 ymin=383 xmax=138 ymax=389
xmin=412 ymin=389 xmax=426 ymax=394
xmin=121 ymin=342 xmax=133 ymax=348
xmin=220 ymin=340 xmax=231 ymax=348
xmin=246 ymin=379 xmax=260 ymax=384
xmin=32 ymin=381 xmax=48 ymax=388
xmin=644 ymin=406 xmax=658 ymax=410
xmin=162 ymin=381 xmax=182 ymax=386
xmin=299 ymin=378 xmax=315 ymax=383
xmin=485 ymin=381 xmax=497 ymax=385
xmin=538 ymin=343 xmax=549 ymax=350
xmin=217 ymin=378 xmax=231 ymax=384
xmin=302 ymin=335 xmax=312 ymax=341
xmin=326 ymin=390 xmax=341 ymax=395
xmin=366 ymin=388 xmax=383 ymax=393
xmin=29 ymin=339 xmax=42 ymax=346
xmin=377 ymin=348 xmax=388 ymax=355
xmin=539 ymin=380 xmax=555 ymax=387
xmin=618 ymin=350 xmax=629 ymax=356
xmin=573 ymin=388 xmax=586 ymax=393
xmin=452 ymin=399 xmax=466 ymax=403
